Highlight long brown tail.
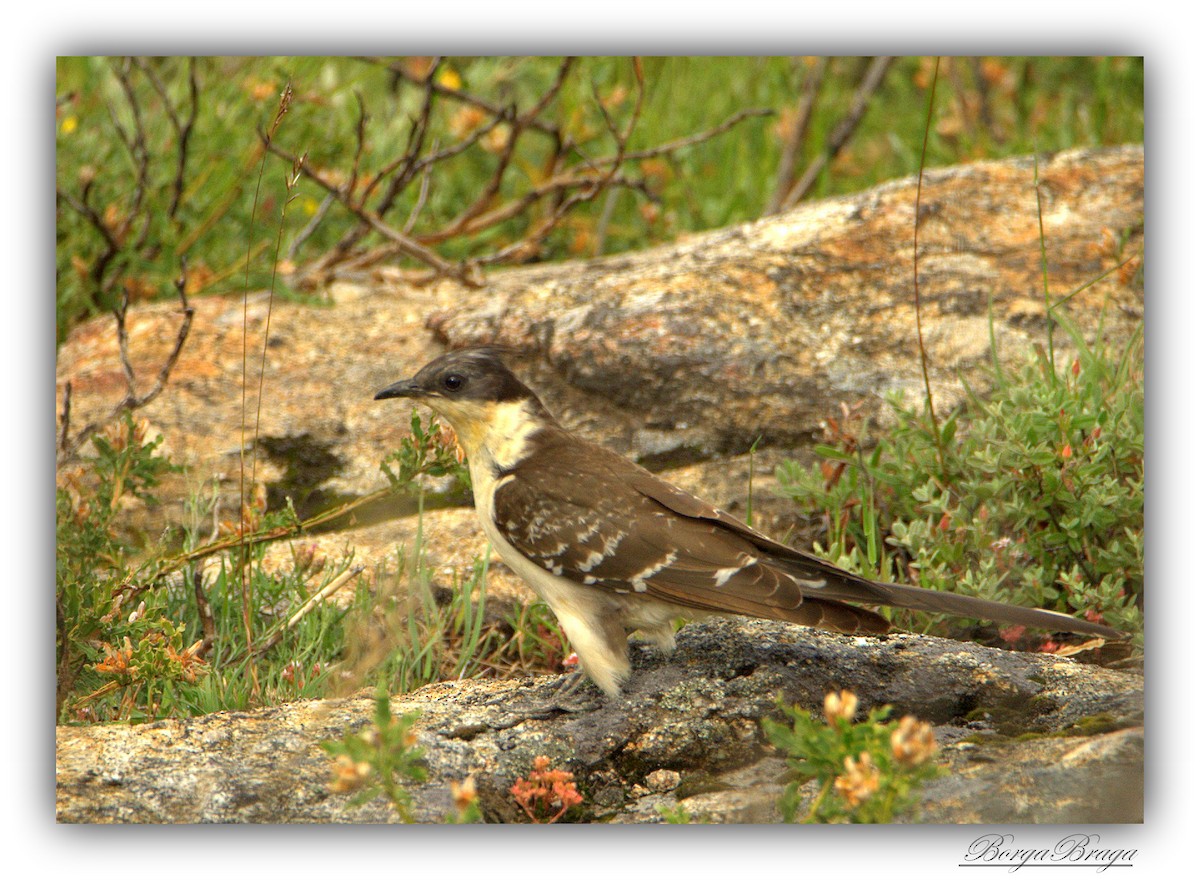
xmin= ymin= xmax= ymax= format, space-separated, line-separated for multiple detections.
xmin=869 ymin=579 xmax=1123 ymax=638
xmin=768 ymin=553 xmax=1125 ymax=640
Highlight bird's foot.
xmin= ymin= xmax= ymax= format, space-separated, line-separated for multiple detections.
xmin=483 ymin=672 xmax=603 ymax=717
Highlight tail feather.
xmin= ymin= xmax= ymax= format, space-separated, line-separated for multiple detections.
xmin=768 ymin=551 xmax=1123 ymax=640
xmin=867 ymin=579 xmax=1122 ymax=639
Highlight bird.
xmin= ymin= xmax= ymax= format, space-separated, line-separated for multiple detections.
xmin=374 ymin=347 xmax=1123 ymax=698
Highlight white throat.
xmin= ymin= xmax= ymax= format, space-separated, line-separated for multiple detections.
xmin=430 ymin=397 xmax=541 ymax=479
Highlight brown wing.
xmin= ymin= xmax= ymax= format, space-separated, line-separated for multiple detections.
xmin=493 ymin=429 xmax=1123 ymax=640
xmin=491 ymin=431 xmax=890 ymax=634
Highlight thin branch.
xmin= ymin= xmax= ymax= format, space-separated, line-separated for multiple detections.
xmin=135 ymin=56 xmax=200 ymax=221
xmin=107 ymin=58 xmax=152 ymax=246
xmin=113 ymin=486 xmax=396 ymax=609
xmin=426 ymin=169 xmax=652 ymax=247
xmin=287 ymin=191 xmax=336 ymax=261
xmin=59 ymin=262 xmax=195 ymax=461
xmin=912 ymin=56 xmax=947 ymax=477
xmin=782 ymin=56 xmax=894 ymax=209
xmin=280 ymin=58 xmax=764 ymax=279
xmin=628 ymin=110 xmax=774 ymax=164
xmin=347 ymin=90 xmax=369 ymax=199
xmin=362 ymin=57 xmax=441 ymax=211
xmin=244 ymin=565 xmax=365 ymax=661
xmin=265 ymin=138 xmax=480 ymax=283
xmin=402 ymin=146 xmax=436 ymax=235
xmin=56 ymin=182 xmax=125 ymax=303
xmin=767 ymin=57 xmax=828 ymax=215
xmin=58 ymin=381 xmax=72 ymax=454
xmin=193 ymin=567 xmax=216 ymax=659
xmin=360 ymin=55 xmax=562 ymax=139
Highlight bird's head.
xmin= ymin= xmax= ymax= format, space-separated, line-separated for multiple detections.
xmin=374 ymin=347 xmax=554 ymax=464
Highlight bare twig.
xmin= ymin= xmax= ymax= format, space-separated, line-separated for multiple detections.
xmin=276 ymin=57 xmax=764 ymax=281
xmin=135 ymin=56 xmax=199 ymax=220
xmin=245 ymin=565 xmax=365 ymax=660
xmin=781 ymin=56 xmax=894 ymax=209
xmin=402 ymin=143 xmax=436 ymax=235
xmin=912 ymin=56 xmax=947 ymax=477
xmin=287 ymin=191 xmax=336 ymax=261
xmin=58 ymin=381 xmax=72 ymax=454
xmin=59 ymin=262 xmax=195 ymax=461
xmin=55 ymin=181 xmax=124 ymax=306
xmin=193 ymin=567 xmax=216 ymax=659
xmin=264 ymin=140 xmax=481 ymax=283
xmin=621 ymin=107 xmax=773 ymax=162
xmin=361 ymin=55 xmax=563 ymax=139
xmin=363 ymin=57 xmax=442 ymax=212
xmin=767 ymin=57 xmax=828 ymax=215
xmin=107 ymin=58 xmax=153 ymax=253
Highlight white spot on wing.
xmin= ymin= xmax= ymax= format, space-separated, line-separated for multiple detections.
xmin=630 ymin=551 xmax=678 ymax=593
xmin=713 ymin=556 xmax=759 ymax=588
xmin=578 ymin=550 xmax=606 ymax=573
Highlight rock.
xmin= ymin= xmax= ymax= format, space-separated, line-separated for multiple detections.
xmin=55 ymin=146 xmax=1144 ymax=526
xmin=54 ymin=147 xmax=1144 ymax=825
xmin=55 ymin=618 xmax=1143 ymax=824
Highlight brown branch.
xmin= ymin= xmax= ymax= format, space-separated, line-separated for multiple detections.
xmin=362 ymin=57 xmax=441 ymax=211
xmin=58 ymin=381 xmax=72 ymax=454
xmin=620 ymin=107 xmax=773 ymax=162
xmin=265 ymin=138 xmax=480 ymax=284
xmin=107 ymin=58 xmax=153 ymax=250
xmin=360 ymin=55 xmax=562 ymax=140
xmin=767 ymin=57 xmax=829 ymax=215
xmin=193 ymin=567 xmax=216 ymax=659
xmin=781 ymin=56 xmax=894 ymax=209
xmin=478 ymin=61 xmax=647 ymax=268
xmin=60 ymin=261 xmax=195 ymax=461
xmin=402 ymin=148 xmax=435 ymax=235
xmin=243 ymin=565 xmax=365 ymax=661
xmin=419 ymin=169 xmax=651 ymax=246
xmin=135 ymin=56 xmax=200 ymax=221
xmin=112 ymin=486 xmax=397 ymax=612
xmin=284 ymin=58 xmax=764 ymax=278
xmin=56 ymin=181 xmax=125 ymax=303
xmin=347 ymin=91 xmax=369 ymax=199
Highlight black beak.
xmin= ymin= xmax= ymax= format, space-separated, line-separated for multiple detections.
xmin=374 ymin=379 xmax=423 ymax=401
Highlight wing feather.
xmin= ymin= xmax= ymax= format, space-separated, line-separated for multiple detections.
xmin=491 ymin=431 xmax=889 ymax=633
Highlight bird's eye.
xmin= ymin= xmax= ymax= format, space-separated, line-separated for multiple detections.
xmin=442 ymin=373 xmax=465 ymax=392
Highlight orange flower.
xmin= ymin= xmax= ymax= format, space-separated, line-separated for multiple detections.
xmin=510 ymin=755 xmax=583 ymax=823
xmin=834 ymin=752 xmax=880 ymax=807
xmin=95 ymin=637 xmax=135 ymax=678
xmin=451 ymin=776 xmax=478 ymax=813
xmin=166 ymin=639 xmax=207 ymax=683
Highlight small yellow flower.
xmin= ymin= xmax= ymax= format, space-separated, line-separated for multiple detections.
xmin=61 ymin=115 xmax=78 ymax=135
xmin=824 ymin=689 xmax=859 ymax=725
xmin=436 ymin=67 xmax=462 ymax=90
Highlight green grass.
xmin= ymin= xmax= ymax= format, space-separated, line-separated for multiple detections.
xmin=54 ymin=410 xmax=566 ymax=724
xmin=774 ymin=311 xmax=1144 ymax=646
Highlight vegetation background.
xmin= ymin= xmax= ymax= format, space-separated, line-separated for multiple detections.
xmin=54 ymin=56 xmax=1143 ymax=749
xmin=55 ymin=56 xmax=1143 ymax=341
